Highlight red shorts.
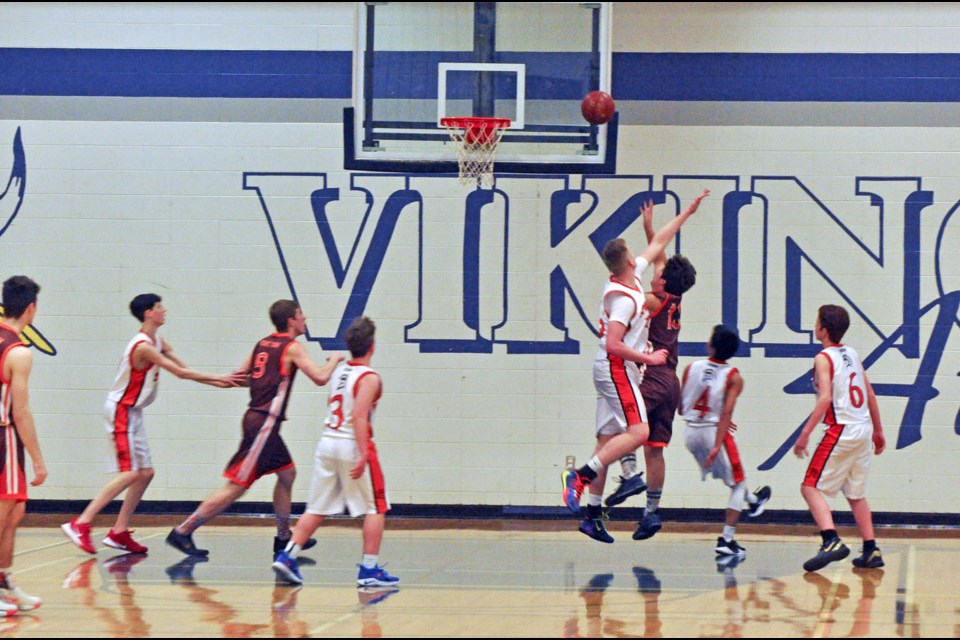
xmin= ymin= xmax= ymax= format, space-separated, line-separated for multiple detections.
xmin=0 ymin=425 xmax=27 ymax=503
xmin=223 ymin=410 xmax=294 ymax=488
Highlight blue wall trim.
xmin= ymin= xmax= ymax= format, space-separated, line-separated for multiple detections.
xmin=613 ymin=52 xmax=960 ymax=102
xmin=5 ymin=49 xmax=960 ymax=102
xmin=0 ymin=48 xmax=353 ymax=98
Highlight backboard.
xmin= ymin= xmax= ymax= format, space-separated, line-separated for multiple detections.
xmin=344 ymin=2 xmax=616 ymax=176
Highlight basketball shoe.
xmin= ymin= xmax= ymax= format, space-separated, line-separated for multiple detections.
xmin=561 ymin=469 xmax=586 ymax=514
xmin=165 ymin=528 xmax=209 ymax=557
xmin=578 ymin=516 xmax=614 ymax=544
xmin=357 ymin=564 xmax=400 ymax=587
xmin=604 ymin=473 xmax=647 ymax=508
xmin=632 ymin=511 xmax=662 ymax=540
xmin=272 ymin=551 xmax=303 ymax=585
xmin=714 ymin=537 xmax=747 ymax=558
xmin=61 ymin=519 xmax=96 ymax=555
xmin=0 ymin=578 xmax=41 ymax=613
xmin=803 ymin=537 xmax=850 ymax=572
xmin=852 ymin=546 xmax=884 ymax=569
xmin=103 ymin=529 xmax=148 ymax=554
xmin=746 ymin=486 xmax=772 ymax=518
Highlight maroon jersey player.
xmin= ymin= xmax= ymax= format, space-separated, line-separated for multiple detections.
xmin=167 ymin=300 xmax=343 ymax=557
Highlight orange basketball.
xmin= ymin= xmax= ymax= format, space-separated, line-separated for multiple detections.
xmin=581 ymin=90 xmax=615 ymax=125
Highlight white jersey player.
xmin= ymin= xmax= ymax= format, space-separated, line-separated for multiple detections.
xmin=680 ymin=325 xmax=770 ymax=560
xmin=274 ymin=316 xmax=399 ymax=588
xmin=562 ymin=189 xmax=710 ymax=545
xmin=794 ymin=304 xmax=886 ymax=573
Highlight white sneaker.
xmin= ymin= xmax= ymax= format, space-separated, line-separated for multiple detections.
xmin=0 ymin=594 xmax=18 ymax=616
xmin=1 ymin=587 xmax=41 ymax=612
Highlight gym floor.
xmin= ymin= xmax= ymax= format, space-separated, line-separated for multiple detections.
xmin=2 ymin=517 xmax=956 ymax=637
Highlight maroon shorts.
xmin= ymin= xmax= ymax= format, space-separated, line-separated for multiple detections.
xmin=223 ymin=410 xmax=294 ymax=488
xmin=642 ymin=370 xmax=680 ymax=447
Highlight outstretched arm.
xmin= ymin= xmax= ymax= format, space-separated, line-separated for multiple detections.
xmin=135 ymin=342 xmax=238 ymax=387
xmin=641 ymin=200 xmax=666 ymax=274
xmin=285 ymin=342 xmax=344 ymax=386
xmin=638 ymin=189 xmax=709 ymax=267
xmin=7 ymin=348 xmax=46 ymax=486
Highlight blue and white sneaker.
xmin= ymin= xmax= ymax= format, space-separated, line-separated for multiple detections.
xmin=357 ymin=564 xmax=400 ymax=587
xmin=272 ymin=551 xmax=304 ymax=585
xmin=632 ymin=511 xmax=662 ymax=541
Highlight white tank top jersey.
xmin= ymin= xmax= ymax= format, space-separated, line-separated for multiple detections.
xmin=595 ymin=257 xmax=651 ymax=371
xmin=819 ymin=344 xmax=871 ymax=425
xmin=323 ymin=361 xmax=381 ymax=440
xmin=105 ymin=332 xmax=163 ymax=410
xmin=680 ymin=358 xmax=737 ymax=428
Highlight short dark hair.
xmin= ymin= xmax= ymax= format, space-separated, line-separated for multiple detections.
xmin=2 ymin=276 xmax=40 ymax=320
xmin=130 ymin=293 xmax=162 ymax=322
xmin=818 ymin=304 xmax=850 ymax=343
xmin=662 ymin=254 xmax=697 ymax=296
xmin=710 ymin=324 xmax=741 ymax=361
xmin=602 ymin=238 xmax=630 ymax=273
xmin=344 ymin=316 xmax=376 ymax=358
xmin=269 ymin=299 xmax=300 ymax=332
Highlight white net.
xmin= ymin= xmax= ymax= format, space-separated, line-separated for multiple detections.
xmin=442 ymin=118 xmax=509 ymax=187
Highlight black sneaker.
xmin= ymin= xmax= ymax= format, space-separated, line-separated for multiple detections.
xmin=166 ymin=528 xmax=209 ymax=557
xmin=632 ymin=511 xmax=662 ymax=541
xmin=714 ymin=537 xmax=746 ymax=557
xmin=273 ymin=536 xmax=318 ymax=556
xmin=578 ymin=517 xmax=614 ymax=543
xmin=746 ymin=486 xmax=772 ymax=518
xmin=604 ymin=473 xmax=647 ymax=508
xmin=803 ymin=537 xmax=850 ymax=572
xmin=851 ymin=547 xmax=884 ymax=569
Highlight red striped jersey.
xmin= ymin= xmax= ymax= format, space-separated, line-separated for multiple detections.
xmin=595 ymin=258 xmax=651 ymax=376
xmin=247 ymin=333 xmax=298 ymax=421
xmin=818 ymin=345 xmax=871 ymax=425
xmin=680 ymin=358 xmax=737 ymax=428
xmin=0 ymin=323 xmax=25 ymax=427
xmin=106 ymin=332 xmax=163 ymax=409
xmin=324 ymin=361 xmax=381 ymax=440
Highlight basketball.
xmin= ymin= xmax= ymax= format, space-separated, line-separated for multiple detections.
xmin=581 ymin=90 xmax=616 ymax=125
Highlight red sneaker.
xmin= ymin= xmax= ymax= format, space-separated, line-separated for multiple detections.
xmin=103 ymin=529 xmax=148 ymax=554
xmin=61 ymin=519 xmax=96 ymax=554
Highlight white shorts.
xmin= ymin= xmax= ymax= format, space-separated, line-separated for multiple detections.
xmin=104 ymin=402 xmax=153 ymax=473
xmin=593 ymin=359 xmax=647 ymax=436
xmin=305 ymin=435 xmax=390 ymax=517
xmin=803 ymin=421 xmax=873 ymax=499
xmin=684 ymin=425 xmax=746 ymax=487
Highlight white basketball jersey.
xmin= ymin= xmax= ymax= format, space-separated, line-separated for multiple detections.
xmin=595 ymin=257 xmax=652 ymax=371
xmin=324 ymin=361 xmax=381 ymax=440
xmin=105 ymin=332 xmax=163 ymax=411
xmin=680 ymin=358 xmax=737 ymax=428
xmin=819 ymin=345 xmax=871 ymax=425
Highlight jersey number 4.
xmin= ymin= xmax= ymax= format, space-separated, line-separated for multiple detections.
xmin=693 ymin=389 xmax=711 ymax=418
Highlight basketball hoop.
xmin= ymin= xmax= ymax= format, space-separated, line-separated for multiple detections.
xmin=440 ymin=117 xmax=510 ymax=187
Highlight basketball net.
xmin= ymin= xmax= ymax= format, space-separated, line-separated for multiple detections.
xmin=441 ymin=117 xmax=510 ymax=187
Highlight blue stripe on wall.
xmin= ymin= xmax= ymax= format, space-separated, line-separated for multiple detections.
xmin=0 ymin=48 xmax=352 ymax=98
xmin=4 ymin=49 xmax=960 ymax=102
xmin=612 ymin=53 xmax=960 ymax=102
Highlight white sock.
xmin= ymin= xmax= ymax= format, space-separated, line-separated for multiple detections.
xmin=362 ymin=554 xmax=378 ymax=569
xmin=746 ymin=491 xmax=758 ymax=505
xmin=587 ymin=493 xmax=602 ymax=507
xmin=284 ymin=542 xmax=302 ymax=559
xmin=722 ymin=525 xmax=736 ymax=542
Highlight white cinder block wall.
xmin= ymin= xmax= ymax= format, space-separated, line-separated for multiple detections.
xmin=0 ymin=2 xmax=957 ymax=514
